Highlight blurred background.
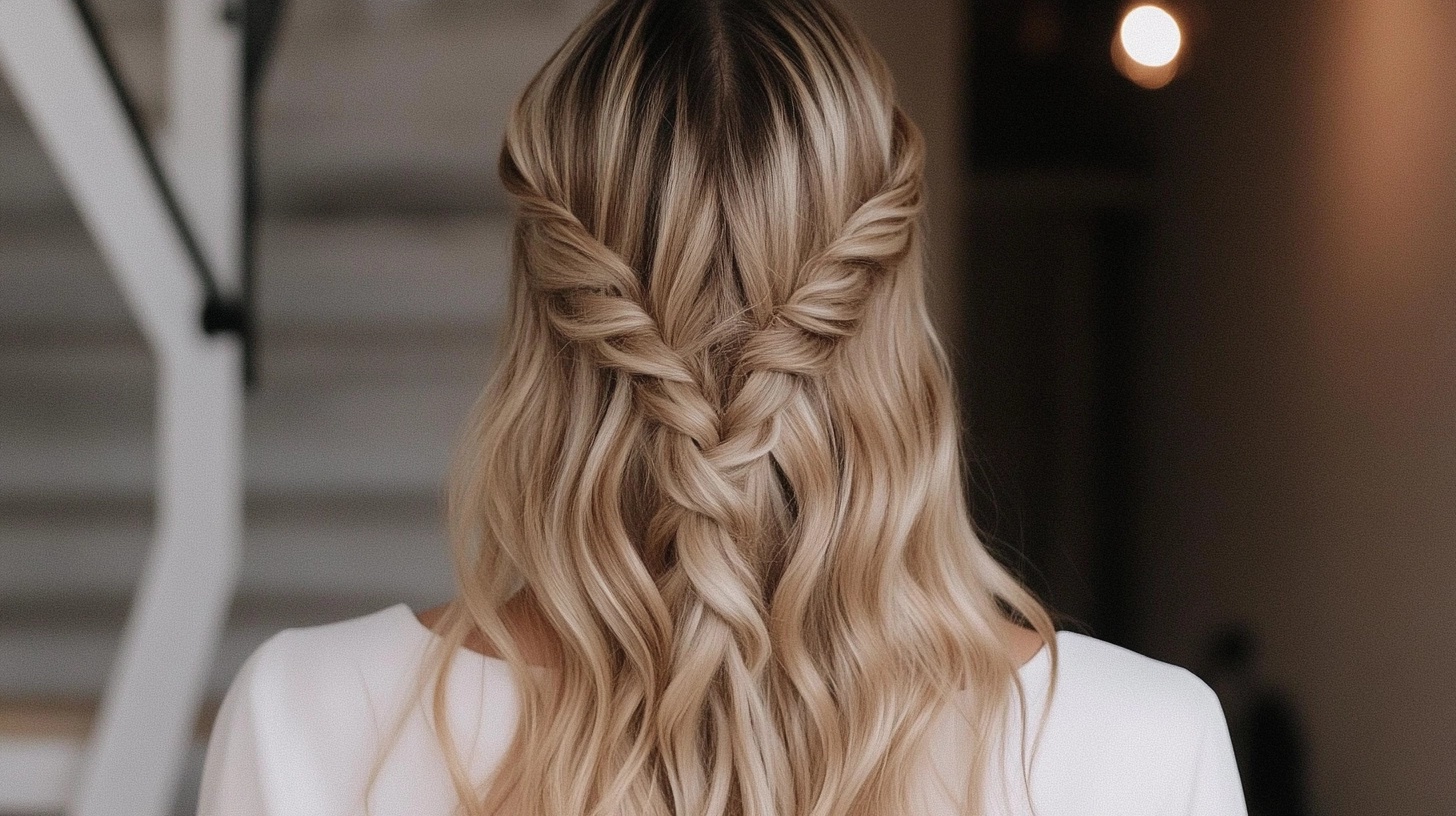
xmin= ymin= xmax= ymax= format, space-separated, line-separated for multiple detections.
xmin=0 ymin=0 xmax=1452 ymax=814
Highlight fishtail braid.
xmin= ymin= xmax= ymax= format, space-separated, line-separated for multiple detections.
xmin=714 ymin=109 xmax=927 ymax=816
xmin=503 ymin=146 xmax=784 ymax=816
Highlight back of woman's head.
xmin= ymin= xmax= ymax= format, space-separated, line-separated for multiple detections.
xmin=427 ymin=1 xmax=1056 ymax=814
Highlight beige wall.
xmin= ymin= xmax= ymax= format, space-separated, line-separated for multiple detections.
xmin=1140 ymin=1 xmax=1456 ymax=813
xmin=838 ymin=0 xmax=969 ymax=352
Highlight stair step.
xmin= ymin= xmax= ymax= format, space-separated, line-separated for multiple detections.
xmin=0 ymin=692 xmax=222 ymax=816
xmin=0 ymin=696 xmax=220 ymax=740
xmin=0 ymin=697 xmax=208 ymax=814
xmin=0 ymin=6 xmax=583 ymax=220
xmin=0 ymin=591 xmax=443 ymax=700
xmin=0 ymin=492 xmax=455 ymax=598
xmin=0 ymin=332 xmax=497 ymax=500
xmin=74 ymin=0 xmax=574 ymax=30
xmin=0 ymin=212 xmax=512 ymax=331
xmin=0 ymin=734 xmax=80 ymax=815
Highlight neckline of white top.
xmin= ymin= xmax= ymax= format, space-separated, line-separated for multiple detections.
xmin=385 ymin=602 xmax=1056 ymax=680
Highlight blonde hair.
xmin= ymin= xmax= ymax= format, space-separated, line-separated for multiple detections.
xmin=411 ymin=1 xmax=1057 ymax=814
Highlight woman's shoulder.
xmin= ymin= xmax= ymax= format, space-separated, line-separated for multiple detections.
xmin=197 ymin=605 xmax=508 ymax=815
xmin=1047 ymin=630 xmax=1222 ymax=720
xmin=252 ymin=603 xmax=429 ymax=659
xmin=211 ymin=603 xmax=448 ymax=757
xmin=1017 ymin=631 xmax=1246 ymax=814
xmin=236 ymin=604 xmax=431 ymax=697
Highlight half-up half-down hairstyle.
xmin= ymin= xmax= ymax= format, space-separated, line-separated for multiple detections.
xmin=409 ymin=1 xmax=1058 ymax=814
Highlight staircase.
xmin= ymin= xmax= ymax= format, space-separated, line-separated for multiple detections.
xmin=0 ymin=0 xmax=593 ymax=811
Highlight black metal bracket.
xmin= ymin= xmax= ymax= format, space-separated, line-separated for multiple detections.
xmin=233 ymin=0 xmax=289 ymax=387
xmin=70 ymin=0 xmax=287 ymax=389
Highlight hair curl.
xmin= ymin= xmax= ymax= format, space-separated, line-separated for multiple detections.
xmin=397 ymin=2 xmax=1058 ymax=815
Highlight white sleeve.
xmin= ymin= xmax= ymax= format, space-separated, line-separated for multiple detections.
xmin=195 ymin=633 xmax=289 ymax=816
xmin=1184 ymin=680 xmax=1249 ymax=815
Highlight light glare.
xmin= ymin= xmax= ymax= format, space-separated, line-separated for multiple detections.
xmin=1119 ymin=5 xmax=1182 ymax=68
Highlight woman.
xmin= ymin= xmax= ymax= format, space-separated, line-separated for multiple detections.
xmin=196 ymin=1 xmax=1245 ymax=814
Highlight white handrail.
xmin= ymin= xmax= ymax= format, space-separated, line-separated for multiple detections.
xmin=0 ymin=2 xmax=244 ymax=815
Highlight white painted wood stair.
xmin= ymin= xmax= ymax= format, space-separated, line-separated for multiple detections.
xmin=0 ymin=0 xmax=595 ymax=811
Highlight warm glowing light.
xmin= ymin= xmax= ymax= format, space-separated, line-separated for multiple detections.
xmin=1119 ymin=5 xmax=1182 ymax=68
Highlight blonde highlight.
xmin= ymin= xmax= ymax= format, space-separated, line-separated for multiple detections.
xmin=406 ymin=1 xmax=1059 ymax=814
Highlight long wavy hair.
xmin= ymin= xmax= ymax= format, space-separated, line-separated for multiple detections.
xmin=407 ymin=1 xmax=1058 ymax=814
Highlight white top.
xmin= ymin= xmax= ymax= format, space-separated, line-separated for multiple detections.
xmin=195 ymin=604 xmax=1247 ymax=816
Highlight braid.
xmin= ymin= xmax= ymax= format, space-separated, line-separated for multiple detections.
xmin=501 ymin=110 xmax=925 ymax=816
xmin=505 ymin=147 xmax=782 ymax=815
xmin=721 ymin=111 xmax=925 ymax=472
xmin=508 ymin=188 xmax=720 ymax=450
xmin=711 ymin=111 xmax=926 ymax=815
xmin=661 ymin=114 xmax=925 ymax=816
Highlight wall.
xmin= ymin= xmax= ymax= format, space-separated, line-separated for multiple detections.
xmin=839 ymin=0 xmax=969 ymax=351
xmin=1139 ymin=1 xmax=1456 ymax=813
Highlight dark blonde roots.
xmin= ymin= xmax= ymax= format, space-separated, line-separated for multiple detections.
xmin=413 ymin=1 xmax=1057 ymax=814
